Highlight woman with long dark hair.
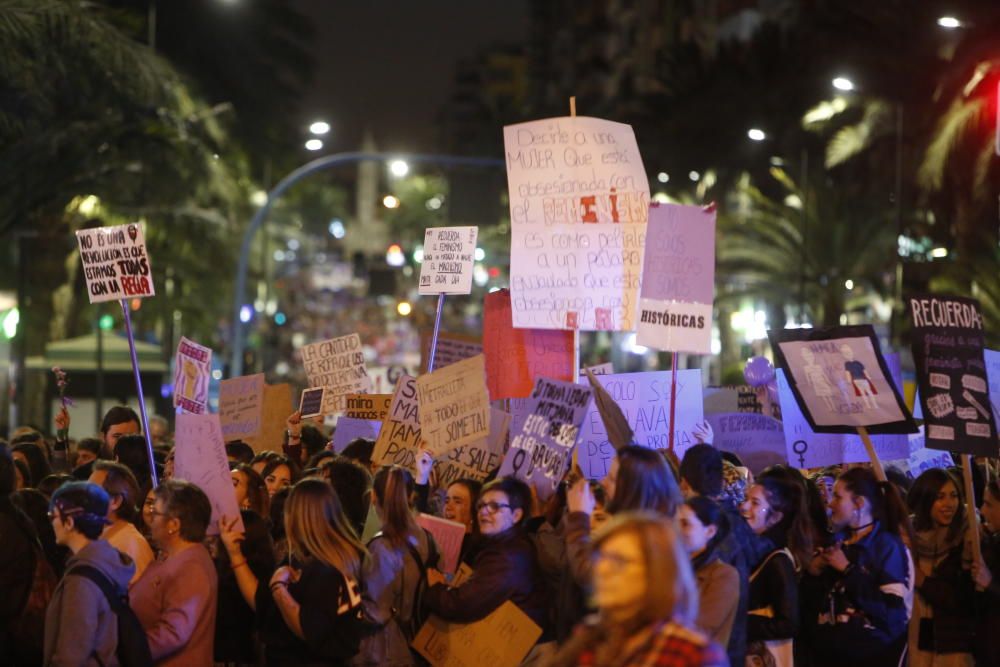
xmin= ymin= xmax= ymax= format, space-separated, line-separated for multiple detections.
xmin=974 ymin=478 xmax=1000 ymax=665
xmin=907 ymin=468 xmax=975 ymax=667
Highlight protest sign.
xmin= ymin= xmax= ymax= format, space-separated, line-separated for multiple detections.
xmin=433 ymin=408 xmax=510 ymax=486
xmin=218 ymin=373 xmax=265 ymax=440
xmin=577 ymin=370 xmax=703 ymax=479
xmin=416 ymin=355 xmax=490 ymax=457
xmin=75 ymin=223 xmax=156 ymax=303
xmin=985 ymin=349 xmax=1000 ymax=426
xmin=299 ymin=388 xmax=325 ymax=420
xmin=420 ymin=331 xmax=483 ymax=373
xmin=301 ymin=334 xmax=371 ymax=415
xmin=331 ymin=417 xmax=382 ymax=453
xmin=174 ymin=413 xmax=243 ymax=535
xmin=344 ymin=394 xmax=392 ymax=421
xmin=498 ymin=378 xmax=593 ymax=500
xmin=412 ymin=601 xmax=543 ymax=667
xmin=705 ymin=413 xmax=786 ymax=474
xmin=703 ymin=387 xmax=739 ymax=415
xmin=908 ymin=295 xmax=998 ymax=456
xmin=419 ymin=226 xmax=477 ymax=295
xmin=636 ymin=203 xmax=715 ymax=353
xmin=581 ymin=362 xmax=613 ymax=376
xmin=776 ymin=369 xmax=909 ymax=468
xmin=483 ymin=289 xmax=574 ymax=400
xmin=172 ymin=336 xmax=212 ymax=414
xmin=769 ymin=326 xmax=916 ymax=434
xmin=373 ymin=378 xmax=424 ymax=468
xmin=886 ymin=428 xmax=956 ymax=481
xmin=416 ymin=514 xmax=465 ymax=574
xmin=246 ymin=383 xmax=292 ymax=452
xmin=504 ymin=116 xmax=649 ymax=331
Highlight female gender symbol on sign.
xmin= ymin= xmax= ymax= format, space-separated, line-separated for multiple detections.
xmin=792 ymin=440 xmax=809 ymax=467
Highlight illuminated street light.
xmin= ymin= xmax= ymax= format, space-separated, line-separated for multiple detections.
xmin=657 ymin=171 xmax=669 ymax=183
xmin=832 ymin=76 xmax=855 ymax=91
xmin=309 ymin=121 xmax=330 ymax=135
xmin=747 ymin=128 xmax=766 ymax=141
xmin=931 ymin=247 xmax=949 ymax=258
xmin=689 ymin=171 xmax=701 ymax=182
xmin=937 ymin=16 xmax=961 ymax=29
xmin=397 ymin=301 xmax=412 ymax=316
xmin=382 ymin=195 xmax=400 ymax=209
xmin=389 ymin=159 xmax=409 ymax=177
xmin=386 ymin=244 xmax=405 ymax=267
xmin=304 ymin=138 xmax=323 ymax=151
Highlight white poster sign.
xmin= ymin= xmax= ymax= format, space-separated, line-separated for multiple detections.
xmin=419 ymin=226 xmax=477 ymax=295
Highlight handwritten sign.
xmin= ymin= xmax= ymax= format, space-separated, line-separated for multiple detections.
xmin=412 ymin=601 xmax=542 ymax=667
xmin=636 ymin=204 xmax=715 ymax=353
xmin=331 ymin=417 xmax=381 ymax=453
xmin=769 ymin=326 xmax=915 ymax=434
xmin=246 ymin=383 xmax=292 ymax=453
xmin=373 ymin=378 xmax=424 ymax=469
xmin=416 ymin=514 xmax=465 ymax=574
xmin=420 ymin=331 xmax=483 ymax=373
xmin=344 ymin=394 xmax=392 ymax=421
xmin=433 ymin=408 xmax=510 ymax=486
xmin=301 ymin=333 xmax=371 ymax=415
xmin=581 ymin=362 xmax=613 ymax=376
xmin=218 ymin=373 xmax=265 ymax=440
xmin=174 ymin=413 xmax=243 ymax=535
xmin=985 ymin=349 xmax=1000 ymax=426
xmin=704 ymin=413 xmax=786 ymax=474
xmin=419 ymin=226 xmax=477 ymax=295
xmin=76 ymin=223 xmax=155 ymax=303
xmin=908 ymin=295 xmax=998 ymax=456
xmin=577 ymin=370 xmax=704 ymax=479
xmin=483 ymin=289 xmax=574 ymax=400
xmin=776 ymin=369 xmax=908 ymax=468
xmin=886 ymin=428 xmax=956 ymax=480
xmin=499 ymin=378 xmax=592 ymax=500
xmin=299 ymin=388 xmax=325 ymax=420
xmin=417 ymin=355 xmax=490 ymax=457
xmin=504 ymin=116 xmax=649 ymax=330
xmin=173 ymin=336 xmax=212 ymax=414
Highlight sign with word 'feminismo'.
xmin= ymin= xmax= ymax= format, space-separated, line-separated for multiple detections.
xmin=76 ymin=223 xmax=155 ymax=303
xmin=300 ymin=334 xmax=371 ymax=415
xmin=419 ymin=226 xmax=477 ymax=295
xmin=504 ymin=116 xmax=649 ymax=331
xmin=636 ymin=203 xmax=715 ymax=354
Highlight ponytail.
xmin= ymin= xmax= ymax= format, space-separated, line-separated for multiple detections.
xmin=373 ymin=466 xmax=418 ymax=549
xmin=839 ymin=467 xmax=914 ymax=545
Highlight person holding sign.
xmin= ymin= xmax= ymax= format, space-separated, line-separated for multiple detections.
xmin=809 ymin=467 xmax=913 ymax=667
xmin=974 ymin=479 xmax=1000 ymax=665
xmin=548 ymin=512 xmax=726 ymax=667
xmin=422 ymin=477 xmax=551 ymax=647
xmin=907 ymin=469 xmax=976 ymax=666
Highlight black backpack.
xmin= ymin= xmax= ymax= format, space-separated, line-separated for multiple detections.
xmin=400 ymin=528 xmax=440 ymax=641
xmin=67 ymin=565 xmax=153 ymax=667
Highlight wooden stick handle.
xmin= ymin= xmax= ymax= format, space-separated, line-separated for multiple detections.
xmin=962 ymin=454 xmax=982 ymax=565
xmin=857 ymin=426 xmax=887 ymax=482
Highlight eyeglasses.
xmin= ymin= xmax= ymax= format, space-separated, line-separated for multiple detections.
xmin=476 ymin=501 xmax=512 ymax=515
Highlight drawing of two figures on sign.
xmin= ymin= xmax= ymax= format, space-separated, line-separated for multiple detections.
xmin=800 ymin=344 xmax=878 ymax=412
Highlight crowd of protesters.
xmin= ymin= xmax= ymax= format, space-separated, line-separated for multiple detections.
xmin=1 ymin=404 xmax=998 ymax=667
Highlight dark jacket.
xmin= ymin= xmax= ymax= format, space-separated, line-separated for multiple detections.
xmin=915 ymin=538 xmax=976 ymax=654
xmin=747 ymin=530 xmax=799 ymax=642
xmin=214 ymin=521 xmax=275 ymax=664
xmin=811 ymin=523 xmax=910 ymax=665
xmin=423 ymin=525 xmax=550 ymax=636
xmin=976 ymin=530 xmax=1000 ymax=665
xmin=714 ymin=504 xmax=752 ymax=665
xmin=0 ymin=499 xmax=45 ymax=665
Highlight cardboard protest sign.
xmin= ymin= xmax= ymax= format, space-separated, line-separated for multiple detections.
xmin=412 ymin=601 xmax=542 ymax=667
xmin=416 ymin=355 xmax=490 ymax=457
xmin=908 ymin=295 xmax=998 ymax=456
xmin=776 ymin=369 xmax=909 ymax=468
xmin=499 ymin=378 xmax=593 ymax=500
xmin=419 ymin=226 xmax=477 ymax=295
xmin=344 ymin=394 xmax=392 ymax=421
xmin=577 ymin=370 xmax=703 ymax=479
xmin=703 ymin=387 xmax=740 ymax=415
xmin=301 ymin=334 xmax=371 ymax=415
xmin=75 ymin=223 xmax=155 ymax=303
xmin=504 ymin=116 xmax=649 ymax=331
xmin=581 ymin=362 xmax=613 ymax=376
xmin=173 ymin=337 xmax=212 ymax=414
xmin=421 ymin=331 xmax=483 ymax=373
xmin=331 ymin=417 xmax=381 ymax=453
xmin=299 ymin=388 xmax=325 ymax=420
xmin=218 ymin=373 xmax=265 ymax=440
xmin=704 ymin=413 xmax=786 ymax=474
xmin=985 ymin=349 xmax=1000 ymax=426
xmin=433 ymin=408 xmax=510 ymax=486
xmin=886 ymin=428 xmax=955 ymax=481
xmin=636 ymin=204 xmax=715 ymax=353
xmin=373 ymin=378 xmax=423 ymax=468
xmin=416 ymin=514 xmax=465 ymax=574
xmin=483 ymin=289 xmax=574 ymax=400
xmin=769 ymin=326 xmax=916 ymax=435
xmin=174 ymin=413 xmax=243 ymax=534
xmin=246 ymin=383 xmax=292 ymax=452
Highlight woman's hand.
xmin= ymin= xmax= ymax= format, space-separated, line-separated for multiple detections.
xmin=692 ymin=420 xmax=714 ymax=445
xmin=55 ymin=407 xmax=70 ymax=434
xmin=219 ymin=514 xmax=245 ymax=557
xmin=270 ymin=565 xmax=299 ymax=589
xmin=822 ymin=545 xmax=850 ymax=573
xmin=972 ymin=558 xmax=993 ymax=590
xmin=414 ymin=448 xmax=434 ymax=485
xmin=566 ymin=478 xmax=595 ymax=517
xmin=286 ymin=410 xmax=302 ymax=438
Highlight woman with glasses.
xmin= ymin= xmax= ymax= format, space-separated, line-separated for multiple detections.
xmin=44 ymin=481 xmax=137 ymax=667
xmin=131 ymin=479 xmax=218 ymax=667
xmin=423 ymin=477 xmax=551 ymax=652
xmin=549 ymin=512 xmax=726 ymax=667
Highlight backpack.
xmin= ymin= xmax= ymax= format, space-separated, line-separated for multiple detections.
xmin=400 ymin=528 xmax=440 ymax=642
xmin=67 ymin=564 xmax=153 ymax=667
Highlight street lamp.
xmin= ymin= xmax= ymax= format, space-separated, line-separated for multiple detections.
xmin=832 ymin=76 xmax=855 ymax=91
xmin=304 ymin=138 xmax=323 ymax=151
xmin=309 ymin=121 xmax=330 ymax=135
xmin=747 ymin=128 xmax=766 ymax=141
xmin=389 ymin=159 xmax=409 ymax=177
xmin=937 ymin=16 xmax=961 ymax=29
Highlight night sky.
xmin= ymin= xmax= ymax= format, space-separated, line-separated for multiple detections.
xmin=294 ymin=0 xmax=528 ymax=154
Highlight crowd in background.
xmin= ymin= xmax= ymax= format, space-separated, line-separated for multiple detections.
xmin=0 ymin=404 xmax=999 ymax=667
